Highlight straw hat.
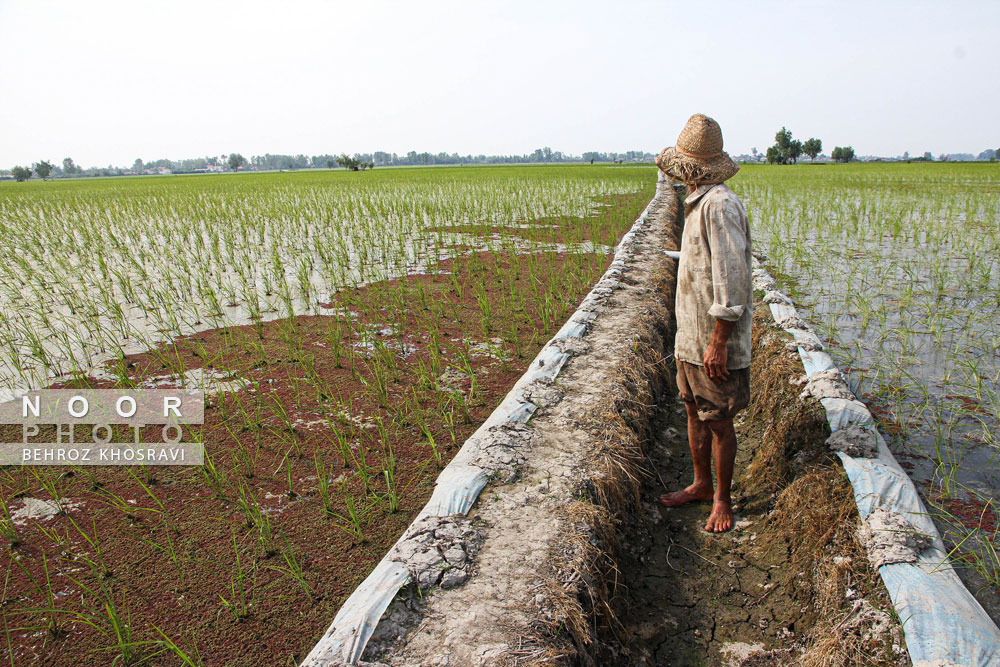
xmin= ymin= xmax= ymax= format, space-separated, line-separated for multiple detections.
xmin=655 ymin=113 xmax=740 ymax=184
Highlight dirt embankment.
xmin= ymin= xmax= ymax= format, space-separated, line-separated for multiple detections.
xmin=359 ymin=181 xmax=681 ymax=665
xmin=358 ymin=181 xmax=908 ymax=667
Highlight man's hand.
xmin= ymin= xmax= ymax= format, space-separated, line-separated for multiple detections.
xmin=704 ymin=342 xmax=729 ymax=383
xmin=705 ymin=317 xmax=736 ymax=383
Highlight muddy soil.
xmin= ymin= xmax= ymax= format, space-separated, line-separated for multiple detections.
xmin=0 ymin=241 xmax=636 ymax=667
xmin=614 ymin=308 xmax=910 ymax=667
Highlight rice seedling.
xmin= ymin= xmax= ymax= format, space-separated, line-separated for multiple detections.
xmin=137 ymin=526 xmax=187 ymax=588
xmin=267 ymin=533 xmax=313 ymax=602
xmin=151 ymin=626 xmax=204 ymax=667
xmin=65 ymin=516 xmax=111 ymax=580
xmin=27 ymin=468 xmax=68 ymax=516
xmin=0 ymin=497 xmax=18 ymax=547
xmin=330 ymin=490 xmax=368 ymax=543
xmin=219 ymin=530 xmax=252 ymax=621
xmin=28 ymin=553 xmax=65 ymax=641
xmin=200 ymin=450 xmax=229 ymax=500
xmin=313 ymin=451 xmax=335 ymax=515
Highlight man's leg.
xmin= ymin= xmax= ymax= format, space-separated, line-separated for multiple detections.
xmin=658 ymin=401 xmax=714 ymax=506
xmin=704 ymin=418 xmax=737 ymax=532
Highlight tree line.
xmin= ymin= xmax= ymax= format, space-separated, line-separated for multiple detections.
xmin=3 ymin=147 xmax=656 ymax=180
xmin=762 ymin=127 xmax=1000 ymax=164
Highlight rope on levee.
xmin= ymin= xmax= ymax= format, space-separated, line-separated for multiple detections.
xmin=300 ymin=181 xmax=673 ymax=666
xmin=751 ymin=261 xmax=1000 ymax=667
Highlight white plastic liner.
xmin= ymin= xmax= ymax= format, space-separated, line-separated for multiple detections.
xmin=301 ymin=186 xmax=670 ymax=666
xmin=421 ymin=465 xmax=490 ymax=517
xmin=755 ymin=261 xmax=1000 ymax=666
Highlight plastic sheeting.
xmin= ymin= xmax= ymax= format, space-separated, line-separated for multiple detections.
xmin=754 ymin=261 xmax=1000 ymax=667
xmin=301 ymin=185 xmax=672 ymax=666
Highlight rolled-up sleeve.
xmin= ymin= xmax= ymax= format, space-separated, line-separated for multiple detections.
xmin=705 ymin=198 xmax=751 ymax=322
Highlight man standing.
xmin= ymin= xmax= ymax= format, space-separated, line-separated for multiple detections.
xmin=654 ymin=114 xmax=753 ymax=533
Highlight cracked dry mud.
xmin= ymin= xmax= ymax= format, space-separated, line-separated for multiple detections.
xmin=620 ymin=400 xmax=809 ymax=666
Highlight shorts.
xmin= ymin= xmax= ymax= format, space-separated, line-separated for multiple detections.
xmin=675 ymin=360 xmax=750 ymax=421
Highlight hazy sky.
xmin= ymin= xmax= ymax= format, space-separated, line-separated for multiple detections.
xmin=2 ymin=0 xmax=998 ymax=167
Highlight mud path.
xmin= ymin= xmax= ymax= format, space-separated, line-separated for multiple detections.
xmin=621 ymin=399 xmax=805 ymax=665
xmin=614 ymin=308 xmax=910 ymax=667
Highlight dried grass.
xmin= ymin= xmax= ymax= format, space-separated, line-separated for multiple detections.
xmin=738 ymin=309 xmax=831 ymax=507
xmin=743 ymin=308 xmax=907 ymax=667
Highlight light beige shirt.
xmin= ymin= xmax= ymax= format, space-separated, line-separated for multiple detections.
xmin=675 ymin=182 xmax=753 ymax=369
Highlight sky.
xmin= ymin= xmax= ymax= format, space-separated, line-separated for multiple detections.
xmin=1 ymin=0 xmax=998 ymax=167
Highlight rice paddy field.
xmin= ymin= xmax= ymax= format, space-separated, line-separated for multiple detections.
xmin=730 ymin=162 xmax=1000 ymax=614
xmin=1 ymin=161 xmax=998 ymax=664
xmin=0 ymin=165 xmax=655 ymax=665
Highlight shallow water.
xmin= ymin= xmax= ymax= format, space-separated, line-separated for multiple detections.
xmin=0 ymin=168 xmax=634 ymax=402
xmin=729 ymin=162 xmax=1000 ymax=593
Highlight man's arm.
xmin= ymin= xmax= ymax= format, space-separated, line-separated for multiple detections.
xmin=704 ymin=318 xmax=735 ymax=382
xmin=703 ymin=196 xmax=751 ymax=383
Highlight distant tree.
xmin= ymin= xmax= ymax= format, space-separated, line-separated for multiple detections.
xmin=831 ymin=146 xmax=855 ymax=163
xmin=788 ymin=139 xmax=803 ymax=163
xmin=133 ymin=158 xmax=144 ymax=172
xmin=336 ymin=154 xmax=361 ymax=171
xmin=326 ymin=159 xmax=334 ymax=169
xmin=768 ymin=127 xmax=804 ymax=164
xmin=227 ymin=153 xmax=247 ymax=171
xmin=775 ymin=127 xmax=792 ymax=151
xmin=62 ymin=157 xmax=78 ymax=175
xmin=33 ymin=160 xmax=54 ymax=180
xmin=802 ymin=138 xmax=822 ymax=161
xmin=529 ymin=147 xmax=554 ymax=163
xmin=11 ymin=166 xmax=32 ymax=181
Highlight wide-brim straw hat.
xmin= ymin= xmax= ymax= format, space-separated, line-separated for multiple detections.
xmin=655 ymin=113 xmax=740 ymax=183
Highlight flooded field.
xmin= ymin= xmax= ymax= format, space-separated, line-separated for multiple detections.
xmin=0 ymin=166 xmax=643 ymax=402
xmin=731 ymin=162 xmax=1000 ymax=608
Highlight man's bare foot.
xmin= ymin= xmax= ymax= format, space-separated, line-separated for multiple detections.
xmin=659 ymin=484 xmax=714 ymax=507
xmin=704 ymin=500 xmax=733 ymax=533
